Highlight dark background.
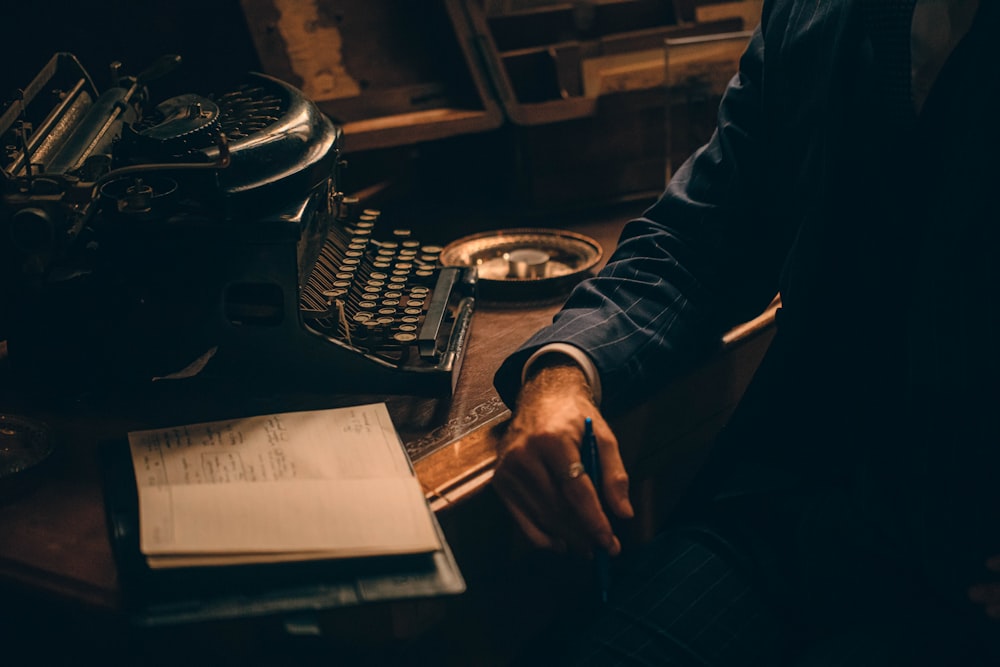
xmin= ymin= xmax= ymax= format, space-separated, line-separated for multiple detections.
xmin=3 ymin=0 xmax=261 ymax=100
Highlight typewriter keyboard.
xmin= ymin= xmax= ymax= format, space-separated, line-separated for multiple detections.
xmin=299 ymin=206 xmax=474 ymax=369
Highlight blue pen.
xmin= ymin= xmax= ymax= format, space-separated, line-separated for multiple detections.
xmin=583 ymin=417 xmax=610 ymax=604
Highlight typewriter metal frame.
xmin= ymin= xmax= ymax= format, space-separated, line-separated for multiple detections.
xmin=1 ymin=53 xmax=475 ymax=396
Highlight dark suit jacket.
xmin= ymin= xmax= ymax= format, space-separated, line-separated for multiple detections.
xmin=494 ymin=0 xmax=1000 ymax=605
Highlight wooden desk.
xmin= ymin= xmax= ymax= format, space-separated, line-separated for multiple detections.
xmin=0 ymin=200 xmax=777 ymax=664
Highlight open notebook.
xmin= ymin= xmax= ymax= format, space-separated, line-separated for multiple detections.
xmin=102 ymin=403 xmax=465 ymax=626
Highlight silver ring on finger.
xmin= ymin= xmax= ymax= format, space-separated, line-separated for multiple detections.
xmin=564 ymin=461 xmax=586 ymax=481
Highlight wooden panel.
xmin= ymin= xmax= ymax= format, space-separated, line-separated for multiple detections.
xmin=240 ymin=0 xmax=503 ymax=150
xmin=464 ymin=0 xmax=760 ymax=125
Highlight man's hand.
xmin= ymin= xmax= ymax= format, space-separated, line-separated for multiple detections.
xmin=492 ymin=360 xmax=634 ymax=555
xmin=968 ymin=555 xmax=1000 ymax=620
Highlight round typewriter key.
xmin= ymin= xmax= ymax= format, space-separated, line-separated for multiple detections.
xmin=358 ymin=301 xmax=377 ymax=309
xmin=378 ymin=308 xmax=396 ymax=316
xmin=388 ymin=282 xmax=406 ymax=291
xmin=402 ymin=239 xmax=420 ymax=248
xmin=398 ymin=249 xmax=418 ymax=258
xmin=392 ymin=229 xmax=412 ymax=239
xmin=379 ymin=241 xmax=398 ymax=250
xmin=361 ymin=293 xmax=379 ymax=301
xmin=342 ymin=257 xmax=360 ymax=266
xmin=373 ymin=261 xmax=391 ymax=269
xmin=406 ymin=299 xmax=425 ymax=308
xmin=357 ymin=217 xmax=376 ymax=225
xmin=398 ymin=324 xmax=418 ymax=332
xmin=422 ymin=245 xmax=443 ymax=255
xmin=322 ymin=289 xmax=346 ymax=300
xmin=381 ymin=299 xmax=399 ymax=307
xmin=363 ymin=208 xmax=381 ymax=217
xmin=366 ymin=279 xmax=385 ymax=287
xmin=411 ymin=286 xmax=430 ymax=294
xmin=353 ymin=312 xmax=373 ymax=322
xmin=332 ymin=280 xmax=351 ymax=288
xmin=404 ymin=307 xmax=422 ymax=316
xmin=348 ymin=243 xmax=367 ymax=252
xmin=335 ymin=272 xmax=354 ymax=281
xmin=369 ymin=272 xmax=388 ymax=280
xmin=401 ymin=316 xmax=419 ymax=324
xmin=394 ymin=332 xmax=417 ymax=343
xmin=419 ymin=255 xmax=440 ymax=264
xmin=384 ymin=292 xmax=402 ymax=300
xmin=415 ymin=269 xmax=434 ymax=279
xmin=363 ymin=286 xmax=381 ymax=294
xmin=393 ymin=262 xmax=413 ymax=270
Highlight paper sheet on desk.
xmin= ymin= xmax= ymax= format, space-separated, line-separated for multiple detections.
xmin=150 ymin=346 xmax=218 ymax=381
xmin=126 ymin=403 xmax=441 ymax=568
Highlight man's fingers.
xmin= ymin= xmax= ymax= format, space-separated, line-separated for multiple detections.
xmin=493 ymin=450 xmax=574 ymax=546
xmin=558 ymin=467 xmax=620 ymax=555
xmin=492 ymin=384 xmax=632 ymax=558
xmin=583 ymin=417 xmax=633 ymax=520
xmin=497 ymin=441 xmax=619 ymax=556
xmin=497 ymin=493 xmax=566 ymax=552
xmin=596 ymin=432 xmax=633 ymax=519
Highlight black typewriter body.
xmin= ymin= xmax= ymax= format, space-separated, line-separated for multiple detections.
xmin=1 ymin=53 xmax=475 ymax=396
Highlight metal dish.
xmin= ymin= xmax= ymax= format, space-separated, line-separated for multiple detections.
xmin=440 ymin=228 xmax=603 ymax=300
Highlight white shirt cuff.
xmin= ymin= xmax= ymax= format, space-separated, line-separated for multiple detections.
xmin=521 ymin=343 xmax=603 ymax=406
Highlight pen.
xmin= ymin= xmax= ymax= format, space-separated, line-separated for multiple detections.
xmin=583 ymin=416 xmax=610 ymax=604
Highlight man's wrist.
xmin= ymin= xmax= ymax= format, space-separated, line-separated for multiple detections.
xmin=521 ymin=343 xmax=603 ymax=406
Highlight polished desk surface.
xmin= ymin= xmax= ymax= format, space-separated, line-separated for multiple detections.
xmin=0 ymin=200 xmax=777 ymax=664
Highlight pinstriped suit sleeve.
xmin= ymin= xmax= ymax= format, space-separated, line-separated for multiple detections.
xmin=494 ymin=19 xmax=786 ymax=415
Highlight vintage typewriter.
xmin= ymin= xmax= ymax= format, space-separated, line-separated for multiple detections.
xmin=0 ymin=53 xmax=476 ymax=396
